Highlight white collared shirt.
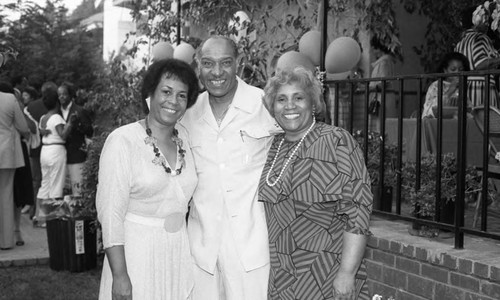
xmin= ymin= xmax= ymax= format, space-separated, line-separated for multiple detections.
xmin=181 ymin=77 xmax=281 ymax=273
xmin=60 ymin=101 xmax=73 ymax=120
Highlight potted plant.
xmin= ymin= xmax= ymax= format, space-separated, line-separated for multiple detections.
xmin=400 ymin=153 xmax=483 ymax=237
xmin=353 ymin=130 xmax=398 ymax=212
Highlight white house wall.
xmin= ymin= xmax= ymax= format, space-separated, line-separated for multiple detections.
xmin=103 ymin=0 xmax=135 ymax=61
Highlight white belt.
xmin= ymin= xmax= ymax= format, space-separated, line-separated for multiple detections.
xmin=125 ymin=213 xmax=165 ymax=227
xmin=125 ymin=212 xmax=185 ymax=233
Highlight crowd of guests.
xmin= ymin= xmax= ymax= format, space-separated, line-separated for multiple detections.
xmin=0 ymin=77 xmax=93 ymax=250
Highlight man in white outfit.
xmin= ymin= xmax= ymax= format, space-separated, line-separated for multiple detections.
xmin=181 ymin=36 xmax=279 ymax=299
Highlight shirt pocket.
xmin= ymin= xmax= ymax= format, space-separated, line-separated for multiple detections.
xmin=240 ymin=126 xmax=272 ymax=165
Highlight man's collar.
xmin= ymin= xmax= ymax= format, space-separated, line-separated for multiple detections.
xmin=230 ymin=76 xmax=257 ymax=114
xmin=61 ymin=101 xmax=73 ymax=112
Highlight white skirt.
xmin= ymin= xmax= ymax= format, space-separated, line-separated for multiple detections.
xmin=99 ymin=213 xmax=194 ymax=300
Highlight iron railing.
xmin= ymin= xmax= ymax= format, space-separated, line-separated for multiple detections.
xmin=325 ymin=69 xmax=500 ymax=249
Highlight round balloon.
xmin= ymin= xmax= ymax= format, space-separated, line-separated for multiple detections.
xmin=152 ymin=41 xmax=174 ymax=61
xmin=173 ymin=43 xmax=196 ymax=64
xmin=228 ymin=11 xmax=250 ymax=31
xmin=275 ymin=51 xmax=315 ymax=73
xmin=228 ymin=11 xmax=250 ymax=42
xmin=325 ymin=37 xmax=361 ymax=74
xmin=299 ymin=30 xmax=322 ymax=66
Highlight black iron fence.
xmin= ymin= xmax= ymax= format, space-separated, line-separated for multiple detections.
xmin=325 ymin=69 xmax=500 ymax=249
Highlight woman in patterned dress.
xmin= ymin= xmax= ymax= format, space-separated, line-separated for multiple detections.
xmin=260 ymin=67 xmax=373 ymax=300
xmin=96 ymin=59 xmax=200 ymax=300
xmin=455 ymin=3 xmax=500 ymax=108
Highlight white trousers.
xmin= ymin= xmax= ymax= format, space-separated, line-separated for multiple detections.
xmin=37 ymin=145 xmax=66 ymax=199
xmin=192 ymin=222 xmax=269 ymax=300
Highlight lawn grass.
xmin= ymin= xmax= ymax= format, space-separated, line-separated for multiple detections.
xmin=0 ymin=259 xmax=102 ymax=300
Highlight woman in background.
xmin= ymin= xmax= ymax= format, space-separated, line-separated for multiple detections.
xmin=35 ymin=89 xmax=73 ymax=227
xmin=369 ymin=36 xmax=396 ymax=131
xmin=21 ymin=86 xmax=38 ymax=106
xmin=260 ymin=67 xmax=373 ymax=299
xmin=455 ymin=3 xmax=500 ymax=108
xmin=422 ymin=52 xmax=471 ymax=118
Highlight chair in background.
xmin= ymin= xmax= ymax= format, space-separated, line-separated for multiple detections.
xmin=471 ymin=106 xmax=500 ymax=228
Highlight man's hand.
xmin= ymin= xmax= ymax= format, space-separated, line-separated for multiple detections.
xmin=39 ymin=128 xmax=51 ymax=136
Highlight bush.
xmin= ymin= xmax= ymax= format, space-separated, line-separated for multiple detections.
xmin=79 ymin=60 xmax=145 ymax=221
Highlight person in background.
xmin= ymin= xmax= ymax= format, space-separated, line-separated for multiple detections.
xmin=57 ymin=81 xmax=93 ymax=197
xmin=422 ymin=52 xmax=471 ymax=118
xmin=455 ymin=3 xmax=500 ymax=108
xmin=96 ymin=59 xmax=199 ymax=300
xmin=26 ymin=82 xmax=53 ymax=226
xmin=181 ymin=35 xmax=279 ymax=300
xmin=0 ymin=88 xmax=30 ymax=250
xmin=369 ymin=36 xmax=396 ymax=132
xmin=21 ymin=86 xmax=38 ymax=106
xmin=10 ymin=75 xmax=27 ymax=103
xmin=0 ymin=81 xmax=33 ymax=247
xmin=19 ymin=85 xmax=39 ymax=215
xmin=36 ymin=89 xmax=73 ymax=226
xmin=261 ymin=67 xmax=373 ymax=300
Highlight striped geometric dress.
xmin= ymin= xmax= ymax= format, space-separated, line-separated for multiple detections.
xmin=455 ymin=29 xmax=500 ymax=108
xmin=259 ymin=122 xmax=373 ymax=300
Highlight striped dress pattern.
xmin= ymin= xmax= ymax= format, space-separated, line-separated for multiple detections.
xmin=259 ymin=122 xmax=373 ymax=300
xmin=455 ymin=29 xmax=500 ymax=108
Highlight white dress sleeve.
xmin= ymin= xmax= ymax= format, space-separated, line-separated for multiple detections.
xmin=96 ymin=129 xmax=133 ymax=249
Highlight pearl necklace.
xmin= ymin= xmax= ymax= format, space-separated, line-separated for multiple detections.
xmin=144 ymin=117 xmax=186 ymax=176
xmin=265 ymin=119 xmax=316 ymax=187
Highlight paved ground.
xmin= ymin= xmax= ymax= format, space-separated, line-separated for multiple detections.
xmin=0 ymin=213 xmax=49 ymax=266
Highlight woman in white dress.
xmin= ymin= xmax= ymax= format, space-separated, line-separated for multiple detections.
xmin=96 ymin=59 xmax=200 ymax=300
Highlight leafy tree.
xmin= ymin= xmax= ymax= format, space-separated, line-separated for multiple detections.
xmin=399 ymin=0 xmax=478 ymax=72
xmin=0 ymin=0 xmax=103 ymax=90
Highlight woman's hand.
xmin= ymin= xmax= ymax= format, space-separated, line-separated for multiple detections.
xmin=111 ymin=273 xmax=132 ymax=300
xmin=332 ymin=271 xmax=356 ymax=300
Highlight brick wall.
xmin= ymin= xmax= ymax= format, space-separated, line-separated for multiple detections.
xmin=365 ymin=233 xmax=500 ymax=300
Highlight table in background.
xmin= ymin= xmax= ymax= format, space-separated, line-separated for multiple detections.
xmin=385 ymin=118 xmax=484 ymax=166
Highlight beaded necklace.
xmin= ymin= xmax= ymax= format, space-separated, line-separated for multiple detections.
xmin=144 ymin=117 xmax=186 ymax=176
xmin=265 ymin=119 xmax=316 ymax=187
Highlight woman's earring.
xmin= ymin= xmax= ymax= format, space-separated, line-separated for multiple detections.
xmin=177 ymin=114 xmax=185 ymax=122
xmin=312 ymin=106 xmax=316 ymax=116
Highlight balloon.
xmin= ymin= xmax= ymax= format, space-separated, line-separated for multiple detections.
xmin=228 ymin=11 xmax=250 ymax=42
xmin=173 ymin=43 xmax=196 ymax=64
xmin=228 ymin=11 xmax=250 ymax=31
xmin=275 ymin=51 xmax=315 ymax=73
xmin=152 ymin=41 xmax=174 ymax=61
xmin=299 ymin=30 xmax=321 ymax=66
xmin=325 ymin=37 xmax=361 ymax=74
